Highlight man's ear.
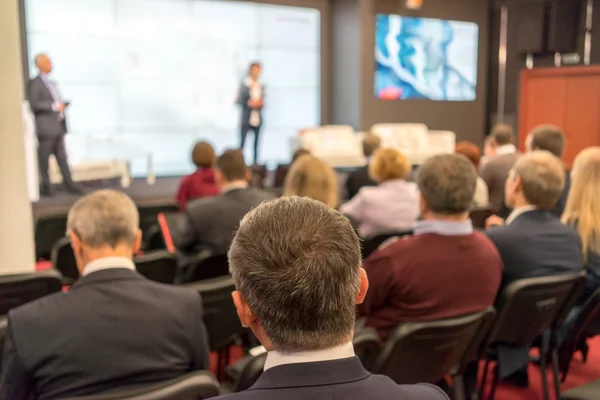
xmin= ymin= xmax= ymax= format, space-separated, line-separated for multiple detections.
xmin=133 ymin=229 xmax=142 ymax=254
xmin=68 ymin=230 xmax=81 ymax=255
xmin=514 ymin=175 xmax=523 ymax=193
xmin=246 ymin=169 xmax=253 ymax=182
xmin=356 ymin=268 xmax=369 ymax=305
xmin=232 ymin=291 xmax=257 ymax=328
xmin=419 ymin=194 xmax=428 ymax=216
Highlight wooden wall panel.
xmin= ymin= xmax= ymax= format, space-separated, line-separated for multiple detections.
xmin=564 ymin=77 xmax=600 ymax=166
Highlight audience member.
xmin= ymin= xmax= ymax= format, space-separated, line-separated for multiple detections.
xmin=345 ymin=133 xmax=381 ymax=199
xmin=283 ymin=154 xmax=339 ymax=208
xmin=273 ymin=148 xmax=310 ymax=188
xmin=358 ymin=154 xmax=502 ymax=341
xmin=214 ymin=197 xmax=448 ymax=400
xmin=0 ymin=190 xmax=209 ymax=400
xmin=562 ymin=147 xmax=600 ymax=306
xmin=526 ymin=125 xmax=570 ymax=217
xmin=481 ymin=135 xmax=496 ymax=166
xmin=172 ymin=149 xmax=274 ymax=255
xmin=485 ymin=151 xmax=582 ymax=386
xmin=340 ymin=148 xmax=419 ymax=238
xmin=455 ymin=141 xmax=489 ymax=208
xmin=176 ymin=141 xmax=220 ymax=211
xmin=480 ymin=123 xmax=519 ymax=215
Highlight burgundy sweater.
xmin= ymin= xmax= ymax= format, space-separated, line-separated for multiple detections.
xmin=358 ymin=231 xmax=502 ymax=340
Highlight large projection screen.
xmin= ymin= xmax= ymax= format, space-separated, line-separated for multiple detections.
xmin=24 ymin=0 xmax=321 ymax=176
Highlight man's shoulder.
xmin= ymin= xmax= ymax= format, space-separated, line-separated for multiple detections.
xmin=368 ymin=376 xmax=449 ymax=399
xmin=8 ymin=290 xmax=70 ymax=328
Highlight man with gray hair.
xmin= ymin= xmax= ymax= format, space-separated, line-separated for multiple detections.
xmin=485 ymin=151 xmax=582 ymax=387
xmin=0 ymin=190 xmax=209 ymax=400
xmin=214 ymin=196 xmax=447 ymax=400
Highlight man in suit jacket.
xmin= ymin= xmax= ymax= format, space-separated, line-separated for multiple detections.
xmin=479 ymin=123 xmax=519 ymax=216
xmin=0 ymin=190 xmax=209 ymax=400
xmin=173 ymin=149 xmax=275 ymax=256
xmin=237 ymin=62 xmax=265 ymax=165
xmin=213 ymin=197 xmax=448 ymax=400
xmin=345 ymin=133 xmax=381 ymax=199
xmin=485 ymin=151 xmax=583 ymax=386
xmin=28 ymin=53 xmax=81 ymax=196
xmin=525 ymin=124 xmax=571 ymax=217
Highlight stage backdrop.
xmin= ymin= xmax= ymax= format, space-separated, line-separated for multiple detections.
xmin=24 ymin=0 xmax=321 ymax=176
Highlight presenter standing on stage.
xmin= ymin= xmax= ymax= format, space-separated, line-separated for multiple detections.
xmin=237 ymin=62 xmax=265 ymax=165
xmin=29 ymin=53 xmax=81 ymax=196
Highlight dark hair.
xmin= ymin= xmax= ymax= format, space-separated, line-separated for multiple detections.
xmin=362 ymin=134 xmax=381 ymax=158
xmin=191 ymin=141 xmax=216 ymax=168
xmin=228 ymin=196 xmax=361 ymax=351
xmin=248 ymin=62 xmax=262 ymax=73
xmin=455 ymin=141 xmax=482 ymax=168
xmin=491 ymin=123 xmax=514 ymax=146
xmin=216 ymin=149 xmax=247 ymax=181
xmin=417 ymin=154 xmax=477 ymax=214
xmin=529 ymin=125 xmax=566 ymax=157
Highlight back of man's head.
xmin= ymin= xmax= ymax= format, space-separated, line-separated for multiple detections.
xmin=228 ymin=196 xmax=362 ymax=352
xmin=216 ymin=149 xmax=248 ymax=182
xmin=491 ymin=123 xmax=514 ymax=146
xmin=528 ymin=125 xmax=566 ymax=157
xmin=417 ymin=154 xmax=477 ymax=216
xmin=362 ymin=133 xmax=381 ymax=158
xmin=511 ymin=150 xmax=565 ymax=210
xmin=67 ymin=190 xmax=140 ymax=269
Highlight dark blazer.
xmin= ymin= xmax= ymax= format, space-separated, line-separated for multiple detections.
xmin=486 ymin=210 xmax=583 ymax=292
xmin=550 ymin=168 xmax=571 ymax=218
xmin=28 ymin=75 xmax=68 ymax=139
xmin=213 ymin=356 xmax=448 ymax=400
xmin=345 ymin=165 xmax=377 ymax=199
xmin=173 ymin=188 xmax=276 ymax=255
xmin=236 ymin=78 xmax=265 ymax=127
xmin=0 ymin=268 xmax=209 ymax=400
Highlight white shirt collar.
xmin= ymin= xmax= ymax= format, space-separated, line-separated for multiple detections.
xmin=495 ymin=144 xmax=517 ymax=156
xmin=263 ymin=341 xmax=355 ymax=371
xmin=82 ymin=256 xmax=136 ymax=277
xmin=506 ymin=205 xmax=538 ymax=225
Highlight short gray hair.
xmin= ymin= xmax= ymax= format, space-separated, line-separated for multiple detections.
xmin=417 ymin=154 xmax=478 ymax=214
xmin=228 ymin=196 xmax=361 ymax=352
xmin=67 ymin=190 xmax=139 ymax=248
xmin=513 ymin=150 xmax=565 ymax=210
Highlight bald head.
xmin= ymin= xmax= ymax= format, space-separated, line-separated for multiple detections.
xmin=35 ymin=53 xmax=52 ymax=74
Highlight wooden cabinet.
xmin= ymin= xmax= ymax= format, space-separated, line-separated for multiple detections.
xmin=518 ymin=66 xmax=600 ymax=167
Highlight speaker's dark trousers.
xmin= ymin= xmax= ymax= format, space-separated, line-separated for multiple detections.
xmin=38 ymin=134 xmax=75 ymax=189
xmin=240 ymin=123 xmax=261 ymax=165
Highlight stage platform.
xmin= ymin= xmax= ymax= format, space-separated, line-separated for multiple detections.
xmin=31 ymin=177 xmax=180 ymax=222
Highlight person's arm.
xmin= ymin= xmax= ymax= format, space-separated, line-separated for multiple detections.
xmin=339 ymin=191 xmax=365 ymax=222
xmin=190 ymin=293 xmax=210 ymax=370
xmin=176 ymin=177 xmax=190 ymax=212
xmin=0 ymin=318 xmax=35 ymax=400
xmin=28 ymin=79 xmax=56 ymax=114
xmin=479 ymin=162 xmax=494 ymax=191
xmin=357 ymin=251 xmax=396 ymax=317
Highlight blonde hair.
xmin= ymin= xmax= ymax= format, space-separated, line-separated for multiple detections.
xmin=283 ymin=154 xmax=339 ymax=208
xmin=369 ymin=148 xmax=411 ymax=182
xmin=561 ymin=147 xmax=600 ymax=263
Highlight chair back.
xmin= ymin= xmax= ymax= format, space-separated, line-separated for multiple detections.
xmin=234 ymin=353 xmax=268 ymax=392
xmin=61 ymin=370 xmax=220 ymax=400
xmin=361 ymin=230 xmax=413 ymax=260
xmin=184 ymin=276 xmax=245 ymax=351
xmin=133 ymin=251 xmax=177 ymax=284
xmin=372 ymin=308 xmax=496 ymax=384
xmin=137 ymin=204 xmax=179 ymax=245
xmin=51 ymin=236 xmax=79 ymax=283
xmin=469 ymin=207 xmax=493 ymax=229
xmin=143 ymin=225 xmax=166 ymax=252
xmin=353 ymin=327 xmax=382 ymax=371
xmin=489 ymin=272 xmax=586 ymax=346
xmin=0 ymin=270 xmax=63 ymax=315
xmin=186 ymin=254 xmax=229 ymax=283
xmin=0 ymin=316 xmax=7 ymax=371
xmin=34 ymin=213 xmax=68 ymax=260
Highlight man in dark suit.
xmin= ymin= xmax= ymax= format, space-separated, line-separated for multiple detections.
xmin=173 ymin=149 xmax=275 ymax=256
xmin=213 ymin=197 xmax=448 ymax=400
xmin=29 ymin=53 xmax=81 ymax=196
xmin=485 ymin=151 xmax=583 ymax=387
xmin=0 ymin=190 xmax=209 ymax=400
xmin=237 ymin=62 xmax=265 ymax=165
xmin=525 ymin=124 xmax=570 ymax=217
xmin=345 ymin=133 xmax=380 ymax=199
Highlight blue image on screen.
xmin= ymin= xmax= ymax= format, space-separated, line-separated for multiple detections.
xmin=375 ymin=14 xmax=479 ymax=101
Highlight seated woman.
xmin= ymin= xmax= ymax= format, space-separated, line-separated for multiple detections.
xmin=562 ymin=147 xmax=600 ymax=305
xmin=455 ymin=141 xmax=489 ymax=208
xmin=176 ymin=141 xmax=220 ymax=211
xmin=339 ymin=148 xmax=419 ymax=238
xmin=283 ymin=154 xmax=339 ymax=208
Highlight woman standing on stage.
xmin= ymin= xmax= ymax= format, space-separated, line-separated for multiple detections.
xmin=237 ymin=62 xmax=265 ymax=165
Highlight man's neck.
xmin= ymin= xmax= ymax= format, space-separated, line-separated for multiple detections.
xmin=421 ymin=212 xmax=469 ymax=222
xmin=221 ymin=180 xmax=248 ymax=192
